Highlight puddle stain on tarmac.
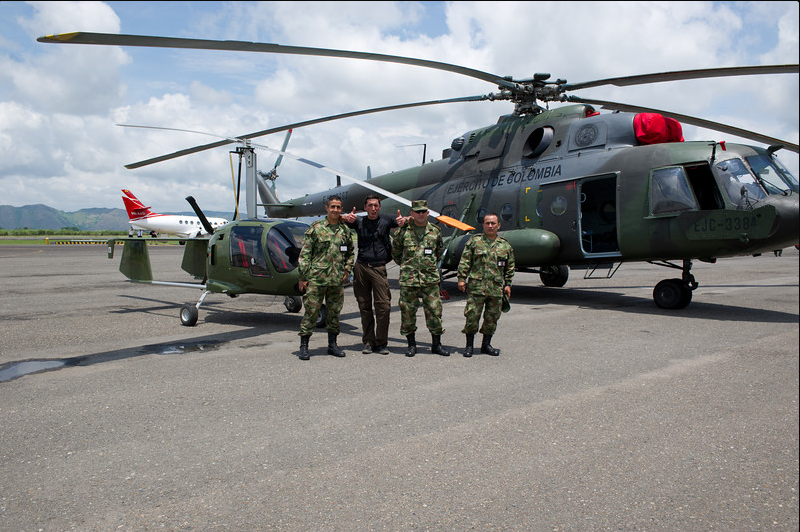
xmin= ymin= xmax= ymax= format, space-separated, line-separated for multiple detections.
xmin=0 ymin=341 xmax=221 ymax=383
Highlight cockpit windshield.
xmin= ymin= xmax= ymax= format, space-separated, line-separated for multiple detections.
xmin=229 ymin=225 xmax=270 ymax=277
xmin=746 ymin=154 xmax=799 ymax=194
xmin=715 ymin=158 xmax=767 ymax=207
xmin=266 ymin=221 xmax=307 ymax=273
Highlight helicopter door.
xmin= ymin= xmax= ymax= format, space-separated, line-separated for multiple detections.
xmin=579 ymin=175 xmax=620 ymax=256
xmin=540 ymin=180 xmax=581 ymax=260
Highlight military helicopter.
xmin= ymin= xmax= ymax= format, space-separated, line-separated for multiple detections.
xmin=39 ymin=32 xmax=799 ymax=311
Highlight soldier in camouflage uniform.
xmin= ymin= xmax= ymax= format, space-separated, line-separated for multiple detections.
xmin=457 ymin=212 xmax=515 ymax=357
xmin=297 ymin=195 xmax=355 ymax=360
xmin=391 ymin=199 xmax=450 ymax=357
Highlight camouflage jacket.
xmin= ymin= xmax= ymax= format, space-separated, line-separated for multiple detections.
xmin=457 ymin=234 xmax=515 ymax=295
xmin=298 ymin=219 xmax=355 ymax=286
xmin=391 ymin=222 xmax=443 ymax=287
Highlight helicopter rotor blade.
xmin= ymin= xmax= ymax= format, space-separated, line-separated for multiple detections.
xmin=40 ymin=32 xmax=797 ymax=96
xmin=41 ymin=31 xmax=796 ymax=160
xmin=568 ymin=96 xmax=800 ymax=153
xmin=38 ymin=32 xmax=515 ymax=89
xmin=562 ymin=64 xmax=799 ymax=91
xmin=121 ymin=94 xmax=494 ymax=169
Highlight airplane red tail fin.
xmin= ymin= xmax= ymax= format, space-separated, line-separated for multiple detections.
xmin=121 ymin=189 xmax=156 ymax=219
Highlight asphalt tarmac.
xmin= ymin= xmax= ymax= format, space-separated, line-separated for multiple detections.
xmin=1 ymin=243 xmax=797 ymax=531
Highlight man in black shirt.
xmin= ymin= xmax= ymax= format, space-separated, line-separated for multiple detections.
xmin=342 ymin=194 xmax=407 ymax=354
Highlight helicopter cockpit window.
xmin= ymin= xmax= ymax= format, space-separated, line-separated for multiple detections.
xmin=266 ymin=221 xmax=307 ymax=273
xmin=650 ymin=167 xmax=697 ymax=215
xmin=229 ymin=225 xmax=270 ymax=277
xmin=715 ymin=158 xmax=767 ymax=206
xmin=746 ymin=154 xmax=799 ymax=194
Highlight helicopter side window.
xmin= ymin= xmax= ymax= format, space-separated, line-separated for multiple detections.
xmin=266 ymin=221 xmax=307 ymax=273
xmin=715 ymin=158 xmax=767 ymax=206
xmin=229 ymin=225 xmax=270 ymax=277
xmin=650 ymin=167 xmax=697 ymax=215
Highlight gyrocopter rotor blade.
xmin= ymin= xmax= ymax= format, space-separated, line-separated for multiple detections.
xmin=118 ymin=124 xmax=475 ymax=232
xmin=121 ymin=94 xmax=493 ymax=169
xmin=568 ymin=96 xmax=800 ymax=153
xmin=249 ymin=141 xmax=475 ymax=232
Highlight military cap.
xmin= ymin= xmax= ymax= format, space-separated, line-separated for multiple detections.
xmin=502 ymin=293 xmax=511 ymax=313
xmin=411 ymin=199 xmax=429 ymax=212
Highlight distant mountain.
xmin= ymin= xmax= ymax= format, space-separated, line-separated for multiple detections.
xmin=0 ymin=204 xmax=234 ymax=231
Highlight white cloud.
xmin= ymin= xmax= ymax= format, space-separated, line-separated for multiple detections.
xmin=0 ymin=0 xmax=796 ymax=214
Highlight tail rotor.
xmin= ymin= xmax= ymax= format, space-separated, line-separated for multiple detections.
xmin=257 ymin=129 xmax=292 ymax=215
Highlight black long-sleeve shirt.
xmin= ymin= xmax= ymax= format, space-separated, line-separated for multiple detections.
xmin=345 ymin=213 xmax=399 ymax=265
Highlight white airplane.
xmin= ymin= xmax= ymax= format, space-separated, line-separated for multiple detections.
xmin=121 ymin=189 xmax=229 ymax=238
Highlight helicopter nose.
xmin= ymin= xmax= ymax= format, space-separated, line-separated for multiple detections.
xmin=764 ymin=193 xmax=800 ymax=249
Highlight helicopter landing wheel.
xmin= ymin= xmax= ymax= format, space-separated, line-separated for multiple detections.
xmin=284 ymin=296 xmax=302 ymax=313
xmin=653 ymin=278 xmax=692 ymax=310
xmin=180 ymin=303 xmax=199 ymax=326
xmin=540 ymin=265 xmax=569 ymax=287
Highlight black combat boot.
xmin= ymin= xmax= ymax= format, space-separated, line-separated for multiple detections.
xmin=405 ymin=333 xmax=416 ymax=357
xmin=481 ymin=335 xmax=500 ymax=356
xmin=431 ymin=334 xmax=450 ymax=356
xmin=299 ymin=335 xmax=311 ymax=361
xmin=327 ymin=332 xmax=346 ymax=357
xmin=462 ymin=334 xmax=474 ymax=357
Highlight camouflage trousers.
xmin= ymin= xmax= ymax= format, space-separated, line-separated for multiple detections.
xmin=462 ymin=293 xmax=503 ymax=335
xmin=398 ymin=283 xmax=444 ymax=336
xmin=299 ymin=283 xmax=344 ymax=336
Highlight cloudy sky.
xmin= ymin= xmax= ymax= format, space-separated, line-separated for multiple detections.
xmin=1 ymin=1 xmax=797 ymax=214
